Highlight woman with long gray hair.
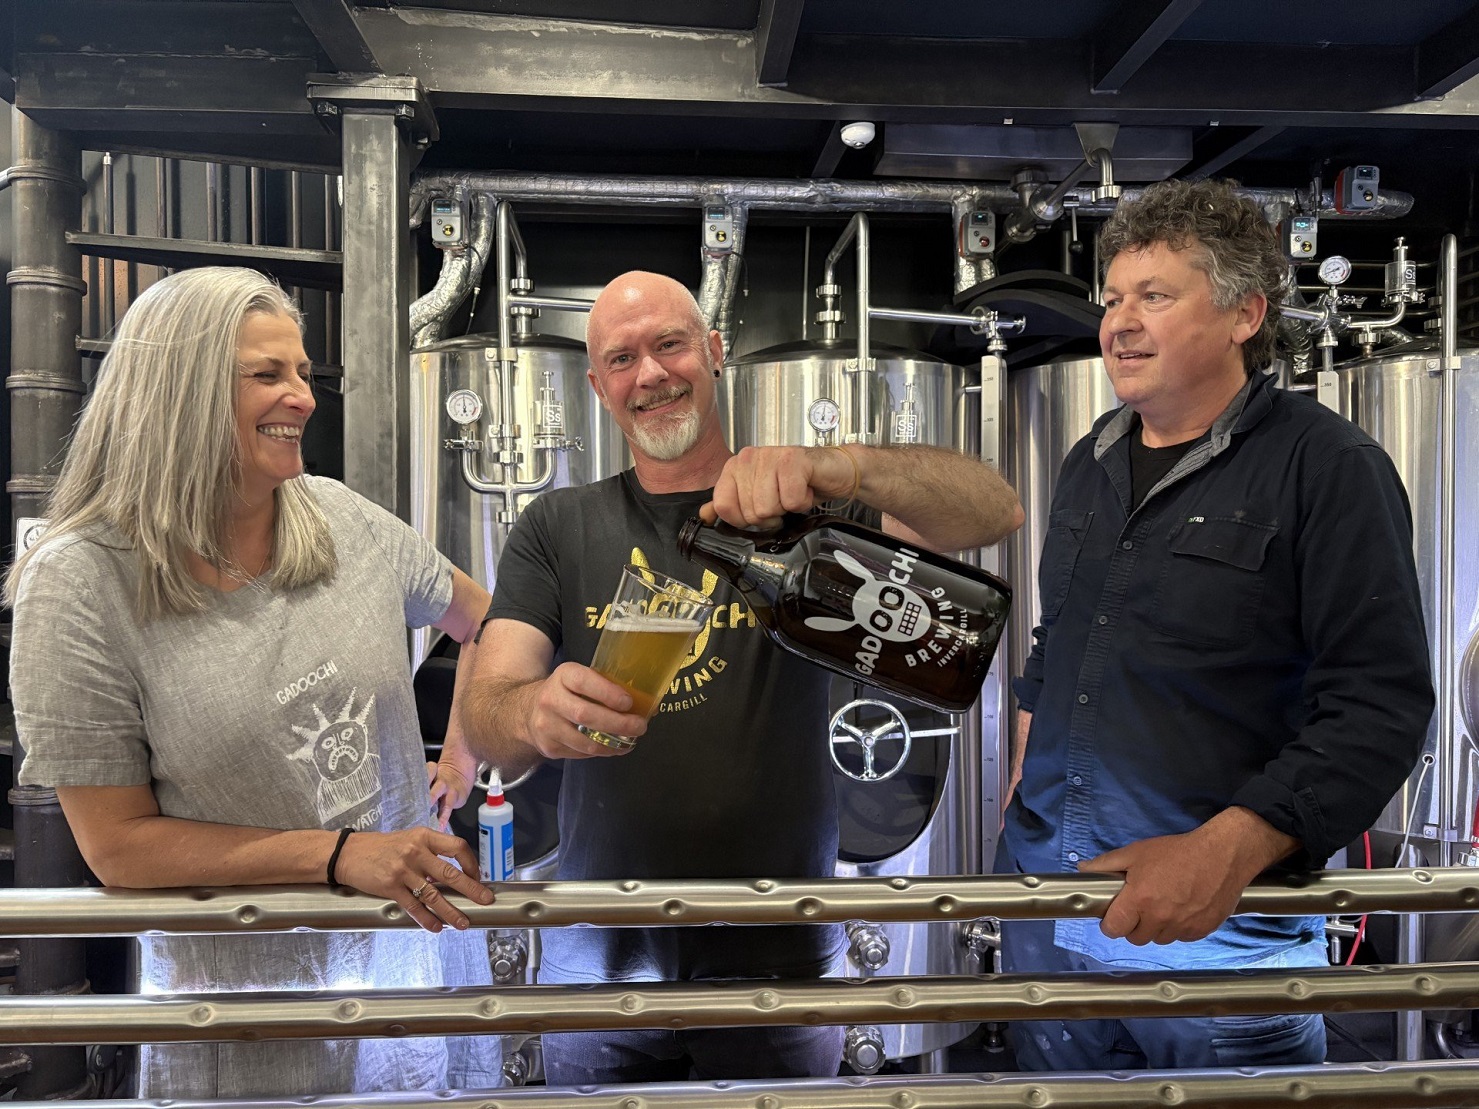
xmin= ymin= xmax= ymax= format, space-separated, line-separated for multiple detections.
xmin=6 ymin=267 xmax=503 ymax=1096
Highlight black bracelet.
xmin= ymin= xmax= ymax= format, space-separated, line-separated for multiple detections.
xmin=326 ymin=827 xmax=355 ymax=889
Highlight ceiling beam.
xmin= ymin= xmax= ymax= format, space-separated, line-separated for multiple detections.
xmin=1417 ymin=4 xmax=1479 ymax=100
xmin=1183 ymin=125 xmax=1284 ymax=180
xmin=1091 ymin=0 xmax=1204 ymax=94
xmin=756 ymin=0 xmax=806 ymax=87
xmin=290 ymin=0 xmax=381 ymax=73
xmin=355 ymin=11 xmax=1479 ymax=131
xmin=14 ymin=53 xmax=321 ymax=135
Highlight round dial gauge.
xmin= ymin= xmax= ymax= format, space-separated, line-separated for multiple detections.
xmin=1317 ymin=255 xmax=1353 ymax=286
xmin=808 ymin=397 xmax=841 ymax=435
xmin=445 ymin=388 xmax=484 ymax=425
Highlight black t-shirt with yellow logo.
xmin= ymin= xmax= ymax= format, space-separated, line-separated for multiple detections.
xmin=489 ymin=469 xmax=861 ymax=981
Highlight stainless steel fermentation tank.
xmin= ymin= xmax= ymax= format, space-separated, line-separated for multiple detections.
xmin=409 ymin=331 xmax=627 ymax=881
xmin=719 ymin=337 xmax=980 ymax=1064
xmin=409 ymin=332 xmax=628 ymax=668
xmin=1323 ymin=342 xmax=1479 ymax=850
xmin=1003 ymin=355 xmax=1118 ymax=711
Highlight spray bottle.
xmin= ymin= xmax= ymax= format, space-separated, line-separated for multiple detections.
xmin=477 ymin=769 xmax=515 ymax=883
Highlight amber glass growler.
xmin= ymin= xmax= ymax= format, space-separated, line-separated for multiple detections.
xmin=677 ymin=513 xmax=1011 ymax=713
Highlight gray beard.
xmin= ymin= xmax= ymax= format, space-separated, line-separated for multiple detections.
xmin=628 ymin=408 xmax=702 ymax=461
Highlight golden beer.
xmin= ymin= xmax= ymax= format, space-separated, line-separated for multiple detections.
xmin=589 ymin=616 xmax=704 ymax=718
xmin=581 ymin=564 xmax=715 ymax=750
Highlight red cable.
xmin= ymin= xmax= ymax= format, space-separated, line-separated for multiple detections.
xmin=1344 ymin=831 xmax=1373 ymax=966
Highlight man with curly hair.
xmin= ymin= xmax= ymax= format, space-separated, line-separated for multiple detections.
xmin=1000 ymin=178 xmax=1433 ymax=1069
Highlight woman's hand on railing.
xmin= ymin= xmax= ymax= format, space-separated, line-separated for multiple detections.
xmin=335 ymin=827 xmax=492 ymax=933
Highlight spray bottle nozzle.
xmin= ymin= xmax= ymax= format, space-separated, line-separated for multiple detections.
xmin=486 ymin=768 xmax=505 ymax=804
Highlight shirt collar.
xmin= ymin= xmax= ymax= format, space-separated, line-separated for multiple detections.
xmin=1093 ymin=369 xmax=1273 ymax=461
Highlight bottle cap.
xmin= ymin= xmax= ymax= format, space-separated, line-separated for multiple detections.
xmin=486 ymin=768 xmax=505 ymax=805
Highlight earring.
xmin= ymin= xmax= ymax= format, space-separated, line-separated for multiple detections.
xmin=713 ymin=369 xmax=721 ymax=379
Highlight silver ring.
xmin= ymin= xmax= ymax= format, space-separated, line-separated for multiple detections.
xmin=410 ymin=879 xmax=431 ymax=900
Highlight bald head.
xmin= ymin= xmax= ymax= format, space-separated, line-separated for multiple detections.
xmin=586 ymin=271 xmax=707 ymax=364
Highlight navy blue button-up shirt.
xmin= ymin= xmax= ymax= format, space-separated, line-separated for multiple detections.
xmin=1004 ymin=370 xmax=1434 ymax=970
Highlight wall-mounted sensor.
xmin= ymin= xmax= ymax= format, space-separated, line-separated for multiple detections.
xmin=839 ymin=121 xmax=876 ymax=149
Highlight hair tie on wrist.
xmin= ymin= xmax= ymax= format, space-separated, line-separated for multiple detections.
xmin=829 ymin=445 xmax=862 ymax=509
xmin=326 ymin=827 xmax=355 ymax=889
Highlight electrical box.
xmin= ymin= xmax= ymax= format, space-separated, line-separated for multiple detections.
xmin=1334 ymin=166 xmax=1380 ymax=214
xmin=703 ymin=204 xmax=735 ymax=251
xmin=430 ymin=198 xmax=466 ymax=247
xmin=962 ymin=209 xmax=996 ymax=256
xmin=1284 ymin=214 xmax=1318 ymax=259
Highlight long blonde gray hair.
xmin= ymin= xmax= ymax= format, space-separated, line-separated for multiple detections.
xmin=4 ymin=267 xmax=336 ymax=619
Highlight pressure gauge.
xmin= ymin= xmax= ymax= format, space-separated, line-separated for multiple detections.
xmin=808 ymin=397 xmax=841 ymax=436
xmin=445 ymin=388 xmax=484 ymax=425
xmin=1318 ymin=255 xmax=1353 ymax=287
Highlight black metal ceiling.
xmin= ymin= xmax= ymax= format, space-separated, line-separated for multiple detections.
xmin=6 ymin=0 xmax=1479 ymax=228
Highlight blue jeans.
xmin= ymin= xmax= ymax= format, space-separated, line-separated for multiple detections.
xmin=1000 ymin=916 xmax=1327 ymax=1070
xmin=542 ymin=1024 xmax=845 ymax=1085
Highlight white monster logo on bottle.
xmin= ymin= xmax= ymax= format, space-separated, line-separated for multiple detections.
xmin=803 ymin=547 xmax=945 ymax=676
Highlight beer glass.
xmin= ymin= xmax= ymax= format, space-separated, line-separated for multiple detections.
xmin=581 ymin=564 xmax=714 ymax=750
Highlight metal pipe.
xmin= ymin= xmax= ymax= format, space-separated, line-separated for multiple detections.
xmin=288 ymin=170 xmax=302 ymax=249
xmin=869 ymin=306 xmax=1026 ymax=332
xmin=1352 ymin=301 xmax=1408 ymax=331
xmin=100 ymin=152 xmax=115 ymax=336
xmin=5 ymin=122 xmax=90 ymax=1102
xmin=460 ymin=447 xmax=554 ymax=498
xmin=12 ymin=961 xmax=1479 ymax=1045
xmin=154 ymin=157 xmax=168 ymax=239
xmin=205 ymin=161 xmax=221 ymax=242
xmin=1279 ymin=303 xmax=1326 ymax=324
xmin=323 ymin=173 xmax=339 ymax=364
xmin=508 ymin=293 xmax=592 ymax=313
xmin=1004 ymin=157 xmax=1098 ymax=243
xmin=4 ymin=868 xmax=1479 ymax=937
xmin=12 ymin=1062 xmax=1479 ymax=1109
xmin=821 ymin=213 xmax=872 ymax=440
xmin=249 ymin=165 xmax=263 ymax=246
xmin=411 ymin=173 xmax=1415 ymax=223
xmin=857 ymin=213 xmax=870 ymax=378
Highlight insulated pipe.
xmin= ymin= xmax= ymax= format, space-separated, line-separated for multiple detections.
xmin=411 ymin=173 xmax=1415 ymax=224
xmin=410 ymin=192 xmax=495 ymax=348
xmin=697 ymin=203 xmax=748 ymax=358
xmin=8 ymin=1062 xmax=1479 ymax=1109
xmin=5 ymin=111 xmax=90 ymax=1100
xmin=950 ymin=192 xmax=996 ymax=294
xmin=2 ymin=868 xmax=1478 ymax=937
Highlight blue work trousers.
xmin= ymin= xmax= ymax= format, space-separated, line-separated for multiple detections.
xmin=1000 ymin=916 xmax=1326 ymax=1071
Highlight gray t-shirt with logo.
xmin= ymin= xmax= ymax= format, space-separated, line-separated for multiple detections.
xmin=12 ymin=476 xmax=501 ymax=1097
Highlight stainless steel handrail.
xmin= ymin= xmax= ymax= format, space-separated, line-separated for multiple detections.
xmin=7 ymin=962 xmax=1479 ymax=1044
xmin=0 ymin=868 xmax=1474 ymax=937
xmin=9 ymin=1061 xmax=1479 ymax=1109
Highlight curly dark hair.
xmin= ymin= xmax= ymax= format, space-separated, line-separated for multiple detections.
xmin=1098 ymin=178 xmax=1290 ymax=372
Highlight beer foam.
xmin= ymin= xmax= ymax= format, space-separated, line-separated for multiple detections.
xmin=604 ymin=615 xmax=700 ymax=633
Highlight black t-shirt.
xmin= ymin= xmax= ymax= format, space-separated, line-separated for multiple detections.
xmin=488 ymin=469 xmax=848 ymax=980
xmin=1129 ymin=418 xmax=1202 ymax=509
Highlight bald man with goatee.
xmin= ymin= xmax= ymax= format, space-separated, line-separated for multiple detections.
xmin=458 ymin=270 xmax=1023 ymax=1084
